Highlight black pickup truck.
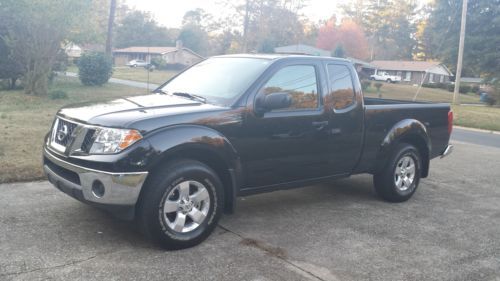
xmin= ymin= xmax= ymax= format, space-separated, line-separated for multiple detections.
xmin=43 ymin=55 xmax=453 ymax=249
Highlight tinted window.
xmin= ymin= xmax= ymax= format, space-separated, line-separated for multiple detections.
xmin=161 ymin=57 xmax=271 ymax=106
xmin=262 ymin=65 xmax=318 ymax=110
xmin=327 ymin=64 xmax=355 ymax=110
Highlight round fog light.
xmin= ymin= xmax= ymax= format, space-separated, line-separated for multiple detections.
xmin=91 ymin=180 xmax=105 ymax=198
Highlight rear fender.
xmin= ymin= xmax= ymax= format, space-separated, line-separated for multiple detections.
xmin=374 ymin=119 xmax=431 ymax=176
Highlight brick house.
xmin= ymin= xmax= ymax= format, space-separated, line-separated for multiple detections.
xmin=113 ymin=41 xmax=204 ymax=67
xmin=369 ymin=60 xmax=453 ymax=85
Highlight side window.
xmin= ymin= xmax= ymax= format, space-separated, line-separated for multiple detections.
xmin=327 ymin=64 xmax=355 ymax=110
xmin=261 ymin=65 xmax=319 ymax=110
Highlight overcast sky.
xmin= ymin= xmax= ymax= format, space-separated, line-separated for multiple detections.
xmin=124 ymin=0 xmax=345 ymax=28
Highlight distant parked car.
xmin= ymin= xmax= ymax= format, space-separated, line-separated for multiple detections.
xmin=370 ymin=71 xmax=402 ymax=83
xmin=126 ymin=59 xmax=150 ymax=68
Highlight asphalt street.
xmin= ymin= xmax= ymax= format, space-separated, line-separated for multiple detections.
xmin=1 ymin=134 xmax=499 ymax=280
xmin=452 ymin=127 xmax=500 ymax=148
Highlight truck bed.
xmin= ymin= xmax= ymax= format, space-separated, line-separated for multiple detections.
xmin=354 ymin=97 xmax=451 ymax=174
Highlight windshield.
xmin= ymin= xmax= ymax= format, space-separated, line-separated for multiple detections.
xmin=160 ymin=57 xmax=271 ymax=106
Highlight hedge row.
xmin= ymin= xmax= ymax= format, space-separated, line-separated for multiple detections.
xmin=421 ymin=83 xmax=479 ymax=94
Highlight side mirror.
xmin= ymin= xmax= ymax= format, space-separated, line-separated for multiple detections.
xmin=256 ymin=92 xmax=292 ymax=115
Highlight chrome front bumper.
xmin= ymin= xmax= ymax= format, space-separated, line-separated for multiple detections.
xmin=43 ymin=148 xmax=148 ymax=206
xmin=441 ymin=144 xmax=453 ymax=158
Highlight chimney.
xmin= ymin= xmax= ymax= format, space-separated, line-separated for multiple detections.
xmin=176 ymin=40 xmax=183 ymax=50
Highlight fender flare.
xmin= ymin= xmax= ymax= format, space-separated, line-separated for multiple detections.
xmin=143 ymin=124 xmax=241 ymax=213
xmin=374 ymin=119 xmax=431 ymax=177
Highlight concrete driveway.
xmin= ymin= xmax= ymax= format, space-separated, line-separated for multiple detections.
xmin=1 ymin=141 xmax=499 ymax=281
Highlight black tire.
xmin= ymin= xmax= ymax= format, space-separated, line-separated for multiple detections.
xmin=386 ymin=79 xmax=392 ymax=83
xmin=138 ymin=159 xmax=224 ymax=250
xmin=373 ymin=143 xmax=421 ymax=202
xmin=370 ymin=77 xmax=375 ymax=80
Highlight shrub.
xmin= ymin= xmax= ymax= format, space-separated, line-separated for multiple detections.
xmin=422 ymin=83 xmax=448 ymax=90
xmin=471 ymin=85 xmax=480 ymax=93
xmin=151 ymin=57 xmax=167 ymax=69
xmin=49 ymin=90 xmax=68 ymax=100
xmin=458 ymin=85 xmax=472 ymax=94
xmin=444 ymin=84 xmax=473 ymax=93
xmin=78 ymin=52 xmax=113 ymax=86
xmin=361 ymin=80 xmax=371 ymax=91
xmin=486 ymin=88 xmax=500 ymax=106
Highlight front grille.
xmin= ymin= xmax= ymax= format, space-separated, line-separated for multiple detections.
xmin=81 ymin=129 xmax=96 ymax=153
xmin=53 ymin=118 xmax=78 ymax=147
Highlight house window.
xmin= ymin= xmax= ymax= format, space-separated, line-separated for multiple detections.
xmin=405 ymin=72 xmax=411 ymax=81
xmin=429 ymin=73 xmax=434 ymax=83
xmin=440 ymin=75 xmax=444 ymax=83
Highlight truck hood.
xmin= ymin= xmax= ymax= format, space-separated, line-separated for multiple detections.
xmin=57 ymin=93 xmax=229 ymax=131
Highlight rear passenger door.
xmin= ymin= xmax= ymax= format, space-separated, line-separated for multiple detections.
xmin=324 ymin=63 xmax=364 ymax=175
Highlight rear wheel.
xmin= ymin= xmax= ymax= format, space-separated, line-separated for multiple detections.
xmin=374 ymin=143 xmax=421 ymax=202
xmin=386 ymin=79 xmax=392 ymax=83
xmin=138 ymin=159 xmax=224 ymax=250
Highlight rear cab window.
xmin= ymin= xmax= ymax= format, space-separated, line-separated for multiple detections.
xmin=326 ymin=64 xmax=356 ymax=110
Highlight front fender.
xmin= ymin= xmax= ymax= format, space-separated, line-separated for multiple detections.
xmin=374 ymin=119 xmax=431 ymax=175
xmin=142 ymin=124 xmax=241 ymax=213
xmin=144 ymin=124 xmax=239 ymax=170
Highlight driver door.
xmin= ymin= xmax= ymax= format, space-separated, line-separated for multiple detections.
xmin=239 ymin=61 xmax=332 ymax=189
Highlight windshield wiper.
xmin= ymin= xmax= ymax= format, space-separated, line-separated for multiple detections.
xmin=171 ymin=92 xmax=207 ymax=103
xmin=154 ymin=89 xmax=207 ymax=103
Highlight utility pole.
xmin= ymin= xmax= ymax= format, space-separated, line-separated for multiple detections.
xmin=453 ymin=0 xmax=468 ymax=105
xmin=105 ymin=0 xmax=117 ymax=56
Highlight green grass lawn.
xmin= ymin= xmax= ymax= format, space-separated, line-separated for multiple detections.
xmin=111 ymin=67 xmax=178 ymax=85
xmin=452 ymin=105 xmax=500 ymax=131
xmin=364 ymin=82 xmax=481 ymax=104
xmin=66 ymin=65 xmax=178 ymax=85
xmin=0 ymin=77 xmax=143 ymax=183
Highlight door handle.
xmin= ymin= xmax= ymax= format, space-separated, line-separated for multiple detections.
xmin=312 ymin=121 xmax=328 ymax=130
xmin=271 ymin=131 xmax=305 ymax=139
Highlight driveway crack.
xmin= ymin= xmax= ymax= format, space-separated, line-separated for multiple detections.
xmin=0 ymin=255 xmax=97 ymax=277
xmin=218 ymin=224 xmax=327 ymax=281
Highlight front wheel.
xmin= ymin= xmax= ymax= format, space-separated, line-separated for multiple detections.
xmin=386 ymin=79 xmax=392 ymax=83
xmin=374 ymin=143 xmax=421 ymax=202
xmin=138 ymin=159 xmax=224 ymax=250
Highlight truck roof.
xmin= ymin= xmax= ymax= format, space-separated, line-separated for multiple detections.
xmin=213 ymin=53 xmax=351 ymax=63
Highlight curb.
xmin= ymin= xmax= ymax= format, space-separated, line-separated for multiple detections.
xmin=454 ymin=126 xmax=500 ymax=135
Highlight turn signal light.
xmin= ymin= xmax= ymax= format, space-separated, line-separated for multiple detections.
xmin=119 ymin=130 xmax=143 ymax=150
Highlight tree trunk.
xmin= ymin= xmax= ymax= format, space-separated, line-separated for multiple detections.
xmin=106 ymin=0 xmax=117 ymax=56
xmin=9 ymin=78 xmax=17 ymax=90
xmin=24 ymin=58 xmax=51 ymax=96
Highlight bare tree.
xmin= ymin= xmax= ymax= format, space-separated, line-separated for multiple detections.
xmin=106 ymin=0 xmax=117 ymax=55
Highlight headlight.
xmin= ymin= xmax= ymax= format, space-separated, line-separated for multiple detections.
xmin=89 ymin=128 xmax=143 ymax=154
